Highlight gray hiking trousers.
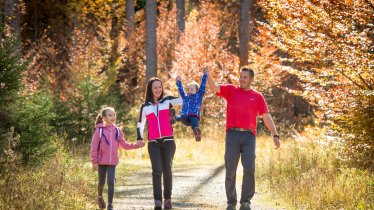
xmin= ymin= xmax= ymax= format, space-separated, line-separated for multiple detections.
xmin=225 ymin=130 xmax=256 ymax=206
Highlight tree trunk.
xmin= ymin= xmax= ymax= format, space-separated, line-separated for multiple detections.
xmin=176 ymin=0 xmax=185 ymax=32
xmin=125 ymin=0 xmax=135 ymax=37
xmin=146 ymin=0 xmax=158 ymax=80
xmin=109 ymin=1 xmax=120 ymax=66
xmin=4 ymin=0 xmax=21 ymax=44
xmin=239 ymin=0 xmax=253 ymax=68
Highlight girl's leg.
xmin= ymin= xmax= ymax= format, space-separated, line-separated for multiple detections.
xmin=98 ymin=165 xmax=108 ymax=209
xmin=98 ymin=165 xmax=108 ymax=196
xmin=107 ymin=166 xmax=116 ymax=206
xmin=148 ymin=142 xmax=163 ymax=202
xmin=161 ymin=141 xmax=176 ymax=199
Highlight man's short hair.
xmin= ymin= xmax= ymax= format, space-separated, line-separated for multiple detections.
xmin=241 ymin=66 xmax=255 ymax=78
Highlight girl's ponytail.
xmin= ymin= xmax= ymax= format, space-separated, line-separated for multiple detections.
xmin=95 ymin=114 xmax=103 ymax=125
xmin=95 ymin=106 xmax=115 ymax=125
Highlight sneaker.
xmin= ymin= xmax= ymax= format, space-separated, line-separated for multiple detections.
xmin=154 ymin=200 xmax=162 ymax=210
xmin=97 ymin=196 xmax=106 ymax=209
xmin=193 ymin=127 xmax=201 ymax=141
xmin=107 ymin=203 xmax=113 ymax=210
xmin=164 ymin=198 xmax=172 ymax=209
xmin=226 ymin=203 xmax=236 ymax=210
xmin=239 ymin=201 xmax=251 ymax=210
xmin=169 ymin=109 xmax=176 ymax=124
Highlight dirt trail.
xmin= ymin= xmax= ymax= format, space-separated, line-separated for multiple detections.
xmin=113 ymin=161 xmax=284 ymax=210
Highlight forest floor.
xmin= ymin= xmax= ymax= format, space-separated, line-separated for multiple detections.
xmin=111 ymin=159 xmax=286 ymax=210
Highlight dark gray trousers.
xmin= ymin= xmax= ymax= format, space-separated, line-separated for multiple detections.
xmin=98 ymin=165 xmax=116 ymax=205
xmin=225 ymin=130 xmax=256 ymax=206
xmin=148 ymin=140 xmax=176 ymax=201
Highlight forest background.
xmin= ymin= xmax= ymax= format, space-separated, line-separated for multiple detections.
xmin=0 ymin=0 xmax=373 ymax=209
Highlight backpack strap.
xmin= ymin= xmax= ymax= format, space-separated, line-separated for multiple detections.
xmin=97 ymin=127 xmax=103 ymax=152
xmin=115 ymin=127 xmax=120 ymax=141
xmin=97 ymin=127 xmax=110 ymax=152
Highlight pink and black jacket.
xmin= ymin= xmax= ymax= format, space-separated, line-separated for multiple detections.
xmin=90 ymin=123 xmax=139 ymax=165
xmin=137 ymin=96 xmax=183 ymax=142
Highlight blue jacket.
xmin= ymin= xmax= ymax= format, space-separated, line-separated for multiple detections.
xmin=176 ymin=73 xmax=208 ymax=118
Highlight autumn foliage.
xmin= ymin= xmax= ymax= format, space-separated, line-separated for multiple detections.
xmin=1 ymin=0 xmax=373 ymax=167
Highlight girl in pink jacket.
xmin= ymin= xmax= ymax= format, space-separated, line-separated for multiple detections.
xmin=90 ymin=107 xmax=144 ymax=210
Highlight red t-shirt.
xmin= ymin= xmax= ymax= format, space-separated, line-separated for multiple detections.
xmin=217 ymin=84 xmax=268 ymax=135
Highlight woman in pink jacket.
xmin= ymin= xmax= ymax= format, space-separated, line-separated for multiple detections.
xmin=90 ymin=107 xmax=144 ymax=210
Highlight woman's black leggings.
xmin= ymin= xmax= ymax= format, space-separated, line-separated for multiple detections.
xmin=98 ymin=165 xmax=116 ymax=205
xmin=148 ymin=140 xmax=176 ymax=201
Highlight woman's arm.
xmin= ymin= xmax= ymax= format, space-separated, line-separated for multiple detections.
xmin=136 ymin=104 xmax=147 ymax=140
xmin=119 ymin=130 xmax=142 ymax=149
xmin=168 ymin=96 xmax=183 ymax=106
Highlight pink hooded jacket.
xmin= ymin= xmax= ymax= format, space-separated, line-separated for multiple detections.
xmin=90 ymin=123 xmax=138 ymax=165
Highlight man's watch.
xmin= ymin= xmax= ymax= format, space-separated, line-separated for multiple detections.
xmin=273 ymin=134 xmax=280 ymax=138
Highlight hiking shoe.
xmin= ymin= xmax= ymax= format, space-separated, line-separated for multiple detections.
xmin=193 ymin=127 xmax=201 ymax=141
xmin=97 ymin=196 xmax=106 ymax=209
xmin=107 ymin=203 xmax=113 ymax=210
xmin=239 ymin=201 xmax=251 ymax=210
xmin=154 ymin=200 xmax=162 ymax=210
xmin=164 ymin=198 xmax=172 ymax=209
xmin=226 ymin=203 xmax=236 ymax=210
xmin=169 ymin=108 xmax=176 ymax=124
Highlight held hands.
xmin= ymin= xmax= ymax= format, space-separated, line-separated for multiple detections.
xmin=137 ymin=140 xmax=145 ymax=148
xmin=92 ymin=163 xmax=98 ymax=171
xmin=176 ymin=75 xmax=181 ymax=82
xmin=273 ymin=135 xmax=280 ymax=149
xmin=203 ymin=66 xmax=209 ymax=75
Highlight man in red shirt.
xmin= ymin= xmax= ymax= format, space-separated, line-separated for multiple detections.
xmin=205 ymin=67 xmax=280 ymax=210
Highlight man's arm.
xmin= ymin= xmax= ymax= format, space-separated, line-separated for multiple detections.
xmin=262 ymin=113 xmax=280 ymax=149
xmin=204 ymin=67 xmax=220 ymax=94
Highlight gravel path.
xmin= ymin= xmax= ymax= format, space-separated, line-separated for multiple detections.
xmin=112 ymin=160 xmax=284 ymax=210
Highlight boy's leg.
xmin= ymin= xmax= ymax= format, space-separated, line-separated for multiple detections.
xmin=189 ymin=116 xmax=199 ymax=129
xmin=178 ymin=115 xmax=191 ymax=126
xmin=189 ymin=116 xmax=201 ymax=141
xmin=107 ymin=166 xmax=116 ymax=207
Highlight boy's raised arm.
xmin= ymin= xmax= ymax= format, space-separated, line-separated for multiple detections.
xmin=176 ymin=75 xmax=186 ymax=98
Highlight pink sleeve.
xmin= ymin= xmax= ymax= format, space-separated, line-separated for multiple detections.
xmin=216 ymin=84 xmax=233 ymax=100
xmin=257 ymin=93 xmax=269 ymax=116
xmin=118 ymin=129 xmax=139 ymax=150
xmin=90 ymin=129 xmax=100 ymax=163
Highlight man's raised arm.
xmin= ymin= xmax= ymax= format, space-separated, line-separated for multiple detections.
xmin=204 ymin=67 xmax=220 ymax=94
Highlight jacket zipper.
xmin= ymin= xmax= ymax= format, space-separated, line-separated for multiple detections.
xmin=157 ymin=104 xmax=162 ymax=138
xmin=110 ymin=128 xmax=112 ymax=164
